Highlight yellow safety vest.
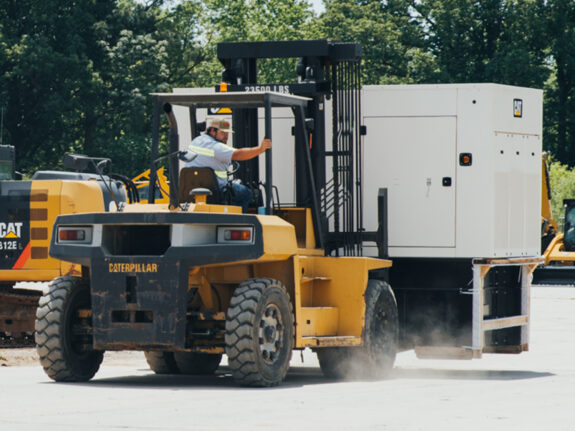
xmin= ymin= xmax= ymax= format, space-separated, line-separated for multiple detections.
xmin=189 ymin=145 xmax=228 ymax=179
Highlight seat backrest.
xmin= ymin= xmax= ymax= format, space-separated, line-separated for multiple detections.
xmin=179 ymin=167 xmax=222 ymax=204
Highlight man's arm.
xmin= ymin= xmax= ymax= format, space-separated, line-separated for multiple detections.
xmin=231 ymin=138 xmax=272 ymax=161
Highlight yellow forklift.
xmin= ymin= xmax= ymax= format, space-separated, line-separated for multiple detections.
xmin=35 ymin=41 xmax=399 ymax=386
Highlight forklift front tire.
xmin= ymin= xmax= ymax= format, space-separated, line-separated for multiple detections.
xmin=35 ymin=276 xmax=103 ymax=382
xmin=225 ymin=278 xmax=294 ymax=387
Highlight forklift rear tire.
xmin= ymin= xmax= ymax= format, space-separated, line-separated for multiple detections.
xmin=317 ymin=279 xmax=398 ymax=380
xmin=225 ymin=278 xmax=294 ymax=387
xmin=173 ymin=352 xmax=222 ymax=375
xmin=35 ymin=276 xmax=104 ymax=382
xmin=144 ymin=351 xmax=180 ymax=374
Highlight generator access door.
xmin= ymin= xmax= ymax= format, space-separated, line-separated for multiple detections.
xmin=363 ymin=116 xmax=457 ymax=251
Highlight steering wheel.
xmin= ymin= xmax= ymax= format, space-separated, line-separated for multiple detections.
xmin=228 ymin=161 xmax=240 ymax=176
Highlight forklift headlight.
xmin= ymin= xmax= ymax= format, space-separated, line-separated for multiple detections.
xmin=57 ymin=226 xmax=93 ymax=244
xmin=216 ymin=226 xmax=253 ymax=244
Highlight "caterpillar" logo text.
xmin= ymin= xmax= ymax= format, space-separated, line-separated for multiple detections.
xmin=108 ymin=263 xmax=158 ymax=273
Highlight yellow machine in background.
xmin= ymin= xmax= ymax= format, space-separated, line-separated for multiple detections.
xmin=0 ymin=151 xmax=132 ymax=346
xmin=131 ymin=167 xmax=170 ymax=204
xmin=541 ymin=153 xmax=558 ymax=253
xmin=533 ymin=153 xmax=575 ymax=284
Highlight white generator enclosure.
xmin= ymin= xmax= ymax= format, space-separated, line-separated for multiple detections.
xmin=362 ymin=84 xmax=542 ymax=259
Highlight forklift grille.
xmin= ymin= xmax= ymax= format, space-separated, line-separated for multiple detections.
xmin=102 ymin=225 xmax=171 ymax=256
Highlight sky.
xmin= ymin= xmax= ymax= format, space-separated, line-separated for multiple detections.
xmin=138 ymin=0 xmax=326 ymax=15
xmin=310 ymin=0 xmax=326 ymax=14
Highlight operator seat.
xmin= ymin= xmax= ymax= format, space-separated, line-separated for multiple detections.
xmin=179 ymin=167 xmax=224 ymax=204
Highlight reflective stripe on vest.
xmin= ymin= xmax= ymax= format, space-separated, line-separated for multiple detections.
xmin=189 ymin=145 xmax=215 ymax=157
xmin=188 ymin=145 xmax=227 ymax=179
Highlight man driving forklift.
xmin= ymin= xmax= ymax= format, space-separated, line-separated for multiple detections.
xmin=183 ymin=118 xmax=271 ymax=212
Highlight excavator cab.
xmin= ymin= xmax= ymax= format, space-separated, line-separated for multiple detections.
xmin=0 ymin=145 xmax=15 ymax=180
xmin=562 ymin=199 xmax=575 ymax=251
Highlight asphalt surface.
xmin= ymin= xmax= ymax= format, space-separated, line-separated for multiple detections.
xmin=1 ymin=286 xmax=574 ymax=431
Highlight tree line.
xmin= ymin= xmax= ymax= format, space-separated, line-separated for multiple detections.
xmin=1 ymin=0 xmax=575 ymax=178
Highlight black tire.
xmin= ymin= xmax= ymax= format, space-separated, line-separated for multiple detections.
xmin=317 ymin=279 xmax=398 ymax=380
xmin=35 ymin=276 xmax=104 ymax=382
xmin=173 ymin=352 xmax=222 ymax=375
xmin=225 ymin=278 xmax=294 ymax=387
xmin=144 ymin=351 xmax=180 ymax=374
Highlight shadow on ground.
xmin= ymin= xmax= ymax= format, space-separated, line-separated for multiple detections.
xmin=63 ymin=366 xmax=328 ymax=390
xmin=54 ymin=363 xmax=554 ymax=391
xmin=392 ymin=367 xmax=554 ymax=381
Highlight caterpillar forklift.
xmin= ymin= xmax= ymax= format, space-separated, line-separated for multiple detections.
xmin=0 ymin=147 xmax=134 ymax=347
xmin=35 ymin=41 xmax=399 ymax=386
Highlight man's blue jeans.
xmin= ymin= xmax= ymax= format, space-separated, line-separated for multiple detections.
xmin=225 ymin=182 xmax=252 ymax=213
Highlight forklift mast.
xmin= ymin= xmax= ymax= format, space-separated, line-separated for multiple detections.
xmin=216 ymin=40 xmax=364 ymax=256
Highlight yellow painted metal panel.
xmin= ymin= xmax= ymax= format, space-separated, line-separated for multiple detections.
xmin=0 ymin=269 xmax=62 ymax=281
xmin=292 ymin=255 xmax=392 ymax=348
xmin=300 ymin=307 xmax=339 ymax=336
xmin=59 ymin=181 xmax=106 ymax=214
xmin=257 ymin=215 xmax=298 ymax=260
xmin=19 ymin=180 xmax=106 ymax=273
xmin=22 ymin=181 xmax=62 ymax=271
xmin=188 ymin=202 xmax=242 ymax=213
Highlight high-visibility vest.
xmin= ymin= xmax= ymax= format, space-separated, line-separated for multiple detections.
xmin=189 ymin=145 xmax=228 ymax=179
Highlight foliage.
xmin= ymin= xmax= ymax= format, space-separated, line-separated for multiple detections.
xmin=548 ymin=157 xmax=575 ymax=223
xmin=317 ymin=0 xmax=440 ymax=84
xmin=2 ymin=0 xmax=575 ymax=175
xmin=202 ymin=0 xmax=318 ymax=83
xmin=0 ymin=0 xmax=169 ymax=177
xmin=410 ymin=0 xmax=549 ymax=85
xmin=541 ymin=0 xmax=575 ymax=166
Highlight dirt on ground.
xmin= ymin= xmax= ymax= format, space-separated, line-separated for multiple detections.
xmin=0 ymin=348 xmax=39 ymax=367
xmin=0 ymin=348 xmax=147 ymax=368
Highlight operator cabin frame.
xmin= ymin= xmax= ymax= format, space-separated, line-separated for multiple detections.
xmin=148 ymin=91 xmax=325 ymax=251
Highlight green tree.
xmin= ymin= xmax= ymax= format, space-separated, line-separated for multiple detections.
xmin=200 ymin=0 xmax=317 ymax=84
xmin=156 ymin=0 xmax=211 ymax=87
xmin=548 ymin=157 xmax=575 ymax=223
xmin=317 ymin=0 xmax=439 ymax=84
xmin=0 ymin=0 xmax=170 ymax=176
xmin=412 ymin=0 xmax=548 ymax=85
xmin=543 ymin=0 xmax=575 ymax=166
xmin=0 ymin=0 xmax=118 ymax=173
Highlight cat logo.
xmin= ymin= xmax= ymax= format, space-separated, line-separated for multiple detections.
xmin=208 ymin=107 xmax=232 ymax=115
xmin=513 ymin=99 xmax=523 ymax=118
xmin=0 ymin=222 xmax=23 ymax=239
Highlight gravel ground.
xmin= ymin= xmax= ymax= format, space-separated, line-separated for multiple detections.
xmin=0 ymin=348 xmax=147 ymax=368
xmin=0 ymin=286 xmax=574 ymax=431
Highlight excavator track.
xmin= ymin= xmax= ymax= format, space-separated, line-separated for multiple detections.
xmin=0 ymin=288 xmax=42 ymax=348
